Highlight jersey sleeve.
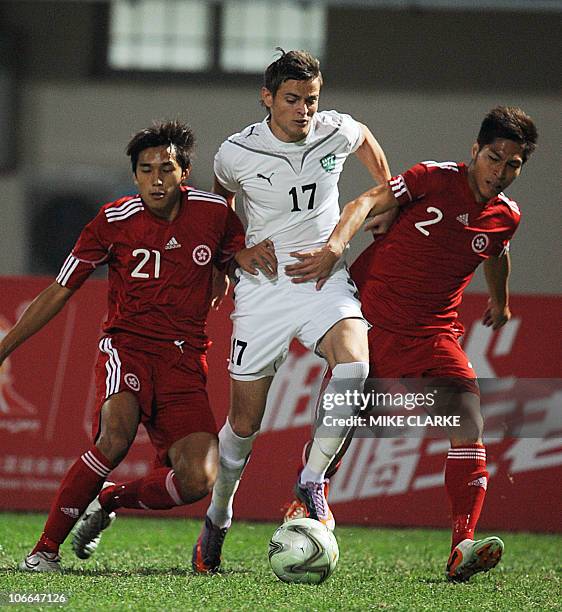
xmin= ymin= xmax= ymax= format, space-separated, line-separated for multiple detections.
xmin=214 ymin=140 xmax=240 ymax=194
xmin=338 ymin=112 xmax=364 ymax=154
xmin=493 ymin=213 xmax=521 ymax=257
xmin=214 ymin=207 xmax=246 ymax=272
xmin=388 ymin=163 xmax=429 ymax=205
xmin=55 ymin=211 xmax=112 ymax=290
xmin=328 ymin=111 xmax=363 ymax=155
xmin=492 ymin=195 xmax=521 ymax=257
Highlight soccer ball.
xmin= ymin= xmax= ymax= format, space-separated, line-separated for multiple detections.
xmin=268 ymin=518 xmax=339 ymax=584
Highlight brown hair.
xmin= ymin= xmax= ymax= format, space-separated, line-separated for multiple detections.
xmin=126 ymin=120 xmax=195 ymax=173
xmin=477 ymin=106 xmax=538 ymax=163
xmin=263 ymin=48 xmax=323 ymax=98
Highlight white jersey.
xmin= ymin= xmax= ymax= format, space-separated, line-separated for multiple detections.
xmin=214 ymin=110 xmax=363 ymax=268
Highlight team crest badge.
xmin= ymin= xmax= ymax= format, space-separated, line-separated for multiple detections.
xmin=124 ymin=373 xmax=140 ymax=392
xmin=193 ymin=244 xmax=212 ymax=266
xmin=471 ymin=234 xmax=489 ymax=253
xmin=320 ymin=153 xmax=336 ymax=173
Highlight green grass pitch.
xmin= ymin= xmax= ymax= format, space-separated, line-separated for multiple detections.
xmin=0 ymin=513 xmax=559 ymax=611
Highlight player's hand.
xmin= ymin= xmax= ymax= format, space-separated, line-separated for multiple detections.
xmin=285 ymin=244 xmax=341 ymax=290
xmin=363 ymin=208 xmax=399 ymax=235
xmin=210 ymin=268 xmax=230 ymax=310
xmin=482 ymin=299 xmax=511 ymax=330
xmin=235 ymin=239 xmax=277 ymax=278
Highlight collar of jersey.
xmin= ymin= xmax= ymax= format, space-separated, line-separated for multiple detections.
xmin=262 ymin=114 xmax=317 ymax=149
xmin=140 ymin=192 xmax=187 ymax=225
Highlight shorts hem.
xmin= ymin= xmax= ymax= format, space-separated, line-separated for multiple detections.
xmin=312 ymin=315 xmax=369 ymax=356
xmin=229 ymin=370 xmax=275 ymax=381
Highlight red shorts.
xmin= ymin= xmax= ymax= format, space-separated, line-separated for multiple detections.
xmin=93 ymin=333 xmax=217 ymax=466
xmin=368 ymin=325 xmax=478 ymax=395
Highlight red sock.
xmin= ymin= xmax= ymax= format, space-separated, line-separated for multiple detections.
xmin=99 ymin=467 xmax=183 ymax=512
xmin=445 ymin=444 xmax=488 ymax=550
xmin=32 ymin=447 xmax=113 ymax=554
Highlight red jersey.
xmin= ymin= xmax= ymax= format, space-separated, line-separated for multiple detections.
xmin=56 ymin=187 xmax=245 ymax=348
xmin=352 ymin=161 xmax=521 ymax=336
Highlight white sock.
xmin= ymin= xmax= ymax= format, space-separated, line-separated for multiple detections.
xmin=300 ymin=361 xmax=369 ymax=484
xmin=207 ymin=418 xmax=259 ymax=528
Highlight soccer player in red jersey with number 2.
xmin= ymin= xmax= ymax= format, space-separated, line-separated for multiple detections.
xmin=0 ymin=120 xmax=267 ymax=572
xmin=285 ymin=106 xmax=538 ymax=582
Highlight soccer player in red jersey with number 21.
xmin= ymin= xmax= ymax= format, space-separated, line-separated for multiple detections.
xmin=0 ymin=120 xmax=267 ymax=572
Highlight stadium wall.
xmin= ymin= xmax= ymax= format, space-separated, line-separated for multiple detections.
xmin=0 ymin=3 xmax=561 ymax=294
xmin=1 ymin=277 xmax=560 ymax=533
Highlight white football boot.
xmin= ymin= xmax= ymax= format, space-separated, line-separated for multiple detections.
xmin=72 ymin=481 xmax=116 ymax=560
xmin=446 ymin=536 xmax=504 ymax=582
xmin=20 ymin=551 xmax=62 ymax=573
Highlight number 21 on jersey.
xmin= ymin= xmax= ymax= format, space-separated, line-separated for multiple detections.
xmin=131 ymin=248 xmax=161 ymax=279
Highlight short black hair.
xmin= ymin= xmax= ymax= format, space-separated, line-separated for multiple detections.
xmin=477 ymin=106 xmax=538 ymax=163
xmin=126 ymin=120 xmax=196 ymax=173
xmin=263 ymin=48 xmax=323 ymax=98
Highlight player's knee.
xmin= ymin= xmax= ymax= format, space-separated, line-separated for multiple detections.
xmin=459 ymin=417 xmax=483 ymax=443
xmin=95 ymin=432 xmax=131 ymax=465
xmin=449 ymin=409 xmax=483 ymax=444
xmin=174 ymin=464 xmax=216 ymax=503
xmin=321 ymin=319 xmax=369 ymax=365
xmin=328 ymin=362 xmax=370 ymax=415
xmin=228 ymin=415 xmax=261 ymax=438
xmin=96 ymin=419 xmax=136 ymax=464
xmin=448 ymin=393 xmax=483 ymax=443
xmin=332 ymin=361 xmax=370 ymax=381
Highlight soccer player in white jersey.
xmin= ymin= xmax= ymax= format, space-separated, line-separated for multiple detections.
xmin=192 ymin=49 xmax=391 ymax=573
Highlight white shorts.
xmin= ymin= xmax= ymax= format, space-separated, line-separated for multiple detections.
xmin=229 ymin=266 xmax=366 ymax=380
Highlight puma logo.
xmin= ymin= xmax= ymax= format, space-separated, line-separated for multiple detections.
xmin=257 ymin=172 xmax=275 ymax=186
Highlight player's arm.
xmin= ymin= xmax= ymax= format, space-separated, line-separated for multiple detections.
xmin=354 ymin=124 xmax=391 ymax=185
xmin=234 ymin=240 xmax=277 ymax=278
xmin=0 ymin=282 xmax=75 ymax=365
xmin=210 ymin=176 xmax=237 ymax=308
xmin=482 ymin=252 xmax=512 ymax=329
xmin=354 ymin=124 xmax=399 ymax=235
xmin=363 ymin=207 xmax=400 ymax=235
xmin=213 ymin=175 xmax=235 ymax=210
xmin=286 ymin=183 xmax=398 ymax=286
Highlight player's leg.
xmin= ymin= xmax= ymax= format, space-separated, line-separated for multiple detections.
xmin=427 ymin=334 xmax=503 ymax=581
xmin=65 ymin=334 xmax=157 ymax=563
xmin=21 ymin=391 xmax=140 ymax=572
xmin=208 ymin=376 xmax=272 ymax=525
xmin=75 ymin=342 xmax=220 ymax=561
xmin=442 ymin=389 xmax=486 ymax=547
xmin=284 ymin=321 xmax=389 ymax=523
xmin=193 ymin=375 xmax=273 ymax=573
xmin=97 ymin=341 xmax=219 ymax=514
xmin=283 ymin=433 xmax=353 ymax=522
xmin=283 ymin=372 xmax=350 ymax=525
xmin=295 ymin=316 xmax=369 ymax=528
xmin=194 ymin=276 xmax=290 ymax=572
xmin=97 ymin=431 xmax=218 ymax=514
xmin=442 ymin=389 xmax=503 ymax=581
xmin=290 ymin=269 xmax=370 ymax=528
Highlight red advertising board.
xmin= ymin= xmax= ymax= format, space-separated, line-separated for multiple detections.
xmin=1 ymin=276 xmax=560 ymax=532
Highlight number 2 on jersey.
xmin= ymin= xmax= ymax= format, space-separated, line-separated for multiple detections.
xmin=414 ymin=207 xmax=443 ymax=236
xmin=289 ymin=183 xmax=317 ymax=212
xmin=131 ymin=248 xmax=161 ymax=279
